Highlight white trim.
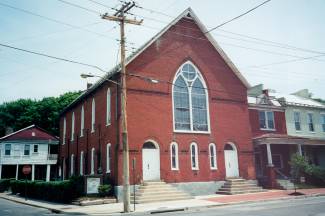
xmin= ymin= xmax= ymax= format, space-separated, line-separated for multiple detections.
xmin=144 ymin=139 xmax=160 ymax=150
xmin=106 ymin=88 xmax=111 ymax=126
xmin=71 ymin=112 xmax=75 ymax=142
xmin=0 ymin=124 xmax=35 ymax=140
xmin=106 ymin=143 xmax=111 ymax=173
xmin=307 ymin=112 xmax=315 ymax=133
xmin=170 ymin=142 xmax=179 ymax=170
xmin=190 ymin=142 xmax=199 ymax=170
xmin=209 ymin=143 xmax=217 ymax=170
xmin=80 ymin=151 xmax=84 ymax=175
xmin=294 ymin=111 xmax=302 ymax=132
xmin=91 ymin=98 xmax=95 ymax=133
xmin=63 ymin=118 xmax=66 ymax=145
xmin=91 ymin=148 xmax=95 ymax=175
xmin=321 ymin=113 xmax=325 ymax=133
xmin=172 ymin=61 xmax=210 ymax=133
xmin=70 ymin=154 xmax=74 ymax=176
xmin=80 ymin=105 xmax=84 ymax=137
xmin=259 ymin=110 xmax=275 ymax=130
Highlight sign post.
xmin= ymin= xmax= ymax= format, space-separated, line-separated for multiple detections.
xmin=22 ymin=165 xmax=31 ymax=201
xmin=132 ymin=158 xmax=136 ymax=211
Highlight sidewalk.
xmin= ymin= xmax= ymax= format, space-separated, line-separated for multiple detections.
xmin=1 ymin=188 xmax=325 ymax=215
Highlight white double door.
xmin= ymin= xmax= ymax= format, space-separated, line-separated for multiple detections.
xmin=224 ymin=149 xmax=239 ymax=178
xmin=142 ymin=148 xmax=160 ymax=181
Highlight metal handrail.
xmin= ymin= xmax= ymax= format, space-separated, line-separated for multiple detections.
xmin=274 ymin=167 xmax=290 ymax=180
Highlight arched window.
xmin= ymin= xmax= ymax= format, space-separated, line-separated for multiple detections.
xmin=209 ymin=143 xmax=217 ymax=169
xmin=106 ymin=143 xmax=111 ymax=173
xmin=190 ymin=142 xmax=199 ymax=170
xmin=173 ymin=61 xmax=209 ymax=132
xmin=91 ymin=148 xmax=95 ymax=175
xmin=91 ymin=98 xmax=95 ymax=132
xmin=170 ymin=142 xmax=179 ymax=170
xmin=71 ymin=112 xmax=75 ymax=141
xmin=63 ymin=117 xmax=66 ymax=145
xmin=106 ymin=88 xmax=111 ymax=126
xmin=80 ymin=151 xmax=84 ymax=175
xmin=80 ymin=105 xmax=84 ymax=137
xmin=70 ymin=154 xmax=74 ymax=176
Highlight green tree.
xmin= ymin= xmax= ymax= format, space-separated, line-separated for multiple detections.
xmin=0 ymin=91 xmax=82 ymax=137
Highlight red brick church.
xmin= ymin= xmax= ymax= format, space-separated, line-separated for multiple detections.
xmin=59 ymin=8 xmax=259 ymax=200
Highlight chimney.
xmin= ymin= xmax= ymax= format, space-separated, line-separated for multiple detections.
xmin=262 ymin=89 xmax=269 ymax=96
xmin=87 ymin=83 xmax=93 ymax=89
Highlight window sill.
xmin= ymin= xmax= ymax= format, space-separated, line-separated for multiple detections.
xmin=210 ymin=167 xmax=218 ymax=170
xmin=309 ymin=131 xmax=316 ymax=134
xmin=295 ymin=130 xmax=302 ymax=133
xmin=80 ymin=135 xmax=84 ymax=138
xmin=106 ymin=171 xmax=111 ymax=174
xmin=260 ymin=128 xmax=276 ymax=131
xmin=171 ymin=168 xmax=179 ymax=171
xmin=106 ymin=123 xmax=111 ymax=127
xmin=174 ymin=130 xmax=210 ymax=134
xmin=191 ymin=168 xmax=199 ymax=171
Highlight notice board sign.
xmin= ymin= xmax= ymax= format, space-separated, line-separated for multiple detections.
xmin=86 ymin=177 xmax=101 ymax=194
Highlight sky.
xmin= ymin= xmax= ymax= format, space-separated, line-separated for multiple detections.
xmin=1 ymin=0 xmax=325 ymax=103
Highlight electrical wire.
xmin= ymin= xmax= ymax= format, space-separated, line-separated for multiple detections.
xmin=204 ymin=0 xmax=272 ymax=34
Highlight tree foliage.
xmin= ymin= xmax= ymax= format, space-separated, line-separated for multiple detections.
xmin=0 ymin=91 xmax=82 ymax=137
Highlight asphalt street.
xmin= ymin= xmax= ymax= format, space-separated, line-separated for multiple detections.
xmin=0 ymin=196 xmax=325 ymax=216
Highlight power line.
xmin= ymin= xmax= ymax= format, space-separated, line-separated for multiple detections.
xmin=57 ymin=0 xmax=100 ymax=15
xmin=0 ymin=2 xmax=117 ymax=41
xmin=204 ymin=0 xmax=272 ymax=34
xmin=0 ymin=43 xmax=108 ymax=73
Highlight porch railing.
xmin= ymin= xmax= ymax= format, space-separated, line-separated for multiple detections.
xmin=47 ymin=154 xmax=58 ymax=161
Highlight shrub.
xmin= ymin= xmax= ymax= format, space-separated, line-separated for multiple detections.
xmin=98 ymin=184 xmax=111 ymax=197
xmin=0 ymin=179 xmax=11 ymax=192
xmin=9 ymin=176 xmax=85 ymax=203
xmin=290 ymin=153 xmax=325 ymax=186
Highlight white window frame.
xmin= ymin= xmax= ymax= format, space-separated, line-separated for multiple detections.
xmin=259 ymin=110 xmax=275 ymax=130
xmin=91 ymin=98 xmax=95 ymax=133
xmin=80 ymin=105 xmax=84 ymax=137
xmin=70 ymin=154 xmax=74 ymax=176
xmin=80 ymin=151 xmax=84 ymax=175
xmin=106 ymin=143 xmax=111 ymax=173
xmin=63 ymin=117 xmax=66 ymax=145
xmin=33 ymin=144 xmax=38 ymax=153
xmin=321 ymin=113 xmax=325 ymax=133
xmin=307 ymin=112 xmax=315 ymax=132
xmin=172 ymin=61 xmax=210 ymax=134
xmin=5 ymin=144 xmax=11 ymax=156
xmin=24 ymin=144 xmax=30 ymax=156
xmin=170 ymin=142 xmax=179 ymax=170
xmin=190 ymin=142 xmax=199 ymax=170
xmin=71 ymin=112 xmax=75 ymax=141
xmin=293 ymin=111 xmax=301 ymax=132
xmin=106 ymin=88 xmax=111 ymax=126
xmin=209 ymin=143 xmax=217 ymax=170
xmin=91 ymin=148 xmax=95 ymax=175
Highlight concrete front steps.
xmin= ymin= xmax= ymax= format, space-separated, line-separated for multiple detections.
xmin=276 ymin=179 xmax=295 ymax=190
xmin=131 ymin=181 xmax=191 ymax=204
xmin=217 ymin=178 xmax=266 ymax=195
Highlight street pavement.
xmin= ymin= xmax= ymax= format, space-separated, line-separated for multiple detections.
xmin=129 ymin=196 xmax=325 ymax=216
xmin=0 ymin=198 xmax=52 ymax=216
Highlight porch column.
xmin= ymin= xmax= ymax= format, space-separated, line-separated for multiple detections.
xmin=0 ymin=164 xmax=2 ymax=179
xmin=15 ymin=164 xmax=19 ymax=180
xmin=266 ymin=144 xmax=273 ymax=166
xmin=31 ymin=164 xmax=35 ymax=181
xmin=46 ymin=165 xmax=51 ymax=182
xmin=297 ymin=144 xmax=303 ymax=156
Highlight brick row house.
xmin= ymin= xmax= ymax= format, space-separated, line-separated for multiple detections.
xmin=59 ymin=8 xmax=258 ymax=200
xmin=248 ymin=85 xmax=325 ymax=189
xmin=59 ymin=8 xmax=325 ymax=200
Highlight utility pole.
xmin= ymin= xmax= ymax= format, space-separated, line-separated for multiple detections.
xmin=101 ymin=2 xmax=142 ymax=213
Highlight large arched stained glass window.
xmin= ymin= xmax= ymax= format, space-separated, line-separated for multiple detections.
xmin=173 ymin=62 xmax=209 ymax=132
